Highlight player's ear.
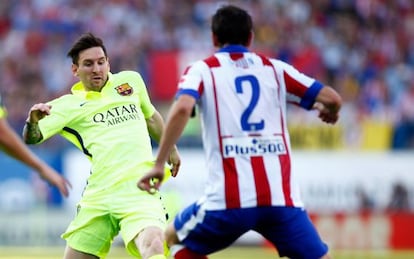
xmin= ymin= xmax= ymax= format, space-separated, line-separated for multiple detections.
xmin=71 ymin=64 xmax=79 ymax=77
xmin=246 ymin=31 xmax=253 ymax=47
xmin=212 ymin=33 xmax=220 ymax=48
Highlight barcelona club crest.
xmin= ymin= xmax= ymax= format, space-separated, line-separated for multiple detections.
xmin=115 ymin=83 xmax=133 ymax=96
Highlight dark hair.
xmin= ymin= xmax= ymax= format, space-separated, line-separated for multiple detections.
xmin=67 ymin=32 xmax=107 ymax=65
xmin=211 ymin=5 xmax=252 ymax=46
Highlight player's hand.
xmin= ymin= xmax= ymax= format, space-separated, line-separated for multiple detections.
xmin=168 ymin=146 xmax=181 ymax=177
xmin=37 ymin=165 xmax=72 ymax=197
xmin=28 ymin=103 xmax=52 ymax=123
xmin=313 ymin=102 xmax=339 ymax=124
xmin=137 ymin=165 xmax=165 ymax=194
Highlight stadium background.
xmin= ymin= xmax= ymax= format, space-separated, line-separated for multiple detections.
xmin=0 ymin=0 xmax=414 ymax=258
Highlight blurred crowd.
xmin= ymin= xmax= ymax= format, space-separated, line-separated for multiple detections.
xmin=0 ymin=0 xmax=414 ymax=149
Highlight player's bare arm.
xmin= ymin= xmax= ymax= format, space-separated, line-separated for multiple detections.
xmin=35 ymin=162 xmax=72 ymax=197
xmin=145 ymin=110 xmax=163 ymax=141
xmin=138 ymin=95 xmax=194 ymax=194
xmin=146 ymin=110 xmax=181 ymax=176
xmin=0 ymin=114 xmax=71 ymax=197
xmin=23 ymin=103 xmax=51 ymax=144
xmin=155 ymin=95 xmax=195 ymax=171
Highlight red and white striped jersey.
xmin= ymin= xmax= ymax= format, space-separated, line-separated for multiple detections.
xmin=176 ymin=45 xmax=323 ymax=210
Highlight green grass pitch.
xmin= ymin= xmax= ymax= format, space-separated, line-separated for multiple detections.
xmin=1 ymin=246 xmax=414 ymax=259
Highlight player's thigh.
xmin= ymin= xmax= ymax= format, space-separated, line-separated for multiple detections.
xmin=117 ymin=190 xmax=167 ymax=257
xmin=174 ymin=203 xmax=249 ymax=255
xmin=62 ymin=206 xmax=118 ymax=258
xmin=63 ymin=245 xmax=99 ymax=259
xmin=258 ymin=207 xmax=328 ymax=259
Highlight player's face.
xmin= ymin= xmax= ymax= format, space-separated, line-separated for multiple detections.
xmin=72 ymin=47 xmax=110 ymax=92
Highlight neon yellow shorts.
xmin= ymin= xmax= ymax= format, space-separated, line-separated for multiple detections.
xmin=62 ymin=176 xmax=168 ymax=258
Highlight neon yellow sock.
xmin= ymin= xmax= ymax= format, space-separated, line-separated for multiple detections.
xmin=148 ymin=254 xmax=166 ymax=259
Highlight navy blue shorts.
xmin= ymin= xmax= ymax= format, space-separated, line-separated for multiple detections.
xmin=174 ymin=204 xmax=328 ymax=258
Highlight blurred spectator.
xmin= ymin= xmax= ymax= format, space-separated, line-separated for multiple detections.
xmin=392 ymin=82 xmax=414 ymax=149
xmin=356 ymin=186 xmax=375 ymax=211
xmin=0 ymin=0 xmax=413 ymax=148
xmin=387 ymin=182 xmax=410 ymax=211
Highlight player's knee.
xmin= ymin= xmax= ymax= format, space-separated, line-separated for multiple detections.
xmin=149 ymin=237 xmax=164 ymax=251
xmin=138 ymin=236 xmax=164 ymax=259
xmin=135 ymin=227 xmax=165 ymax=257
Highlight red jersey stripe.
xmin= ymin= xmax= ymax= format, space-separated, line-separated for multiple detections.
xmin=258 ymin=54 xmax=273 ymax=66
xmin=207 ymin=56 xmax=242 ymax=209
xmin=230 ymin=53 xmax=244 ymax=60
xmin=284 ymin=71 xmax=307 ymax=97
xmin=279 ymin=153 xmax=293 ymax=206
xmin=268 ymin=59 xmax=293 ymax=206
xmin=251 ymin=156 xmax=271 ymax=206
xmin=204 ymin=56 xmax=221 ymax=67
xmin=223 ymin=157 xmax=241 ymax=209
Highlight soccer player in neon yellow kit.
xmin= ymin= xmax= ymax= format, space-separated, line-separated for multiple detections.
xmin=0 ymin=96 xmax=70 ymax=197
xmin=23 ymin=33 xmax=180 ymax=259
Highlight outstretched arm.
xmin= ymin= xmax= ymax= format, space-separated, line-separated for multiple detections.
xmin=0 ymin=116 xmax=71 ymax=197
xmin=138 ymin=95 xmax=195 ymax=193
xmin=313 ymin=86 xmax=342 ymax=124
xmin=146 ymin=110 xmax=181 ymax=177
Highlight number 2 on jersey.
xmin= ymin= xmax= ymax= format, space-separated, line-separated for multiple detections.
xmin=235 ymin=75 xmax=264 ymax=131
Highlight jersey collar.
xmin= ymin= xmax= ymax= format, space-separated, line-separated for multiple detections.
xmin=217 ymin=45 xmax=249 ymax=53
xmin=71 ymin=72 xmax=113 ymax=98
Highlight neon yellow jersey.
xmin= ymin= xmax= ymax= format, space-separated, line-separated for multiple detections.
xmin=38 ymin=71 xmax=156 ymax=191
xmin=0 ymin=95 xmax=7 ymax=119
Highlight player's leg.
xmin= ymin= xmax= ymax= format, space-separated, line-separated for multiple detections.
xmin=165 ymin=221 xmax=179 ymax=248
xmin=63 ymin=246 xmax=99 ymax=259
xmin=167 ymin=203 xmax=251 ymax=259
xmin=62 ymin=206 xmax=117 ymax=259
xmin=165 ymin=223 xmax=207 ymax=259
xmin=173 ymin=246 xmax=208 ymax=259
xmin=257 ymin=207 xmax=329 ymax=259
xmin=133 ymin=226 xmax=166 ymax=259
xmin=119 ymin=178 xmax=168 ymax=258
